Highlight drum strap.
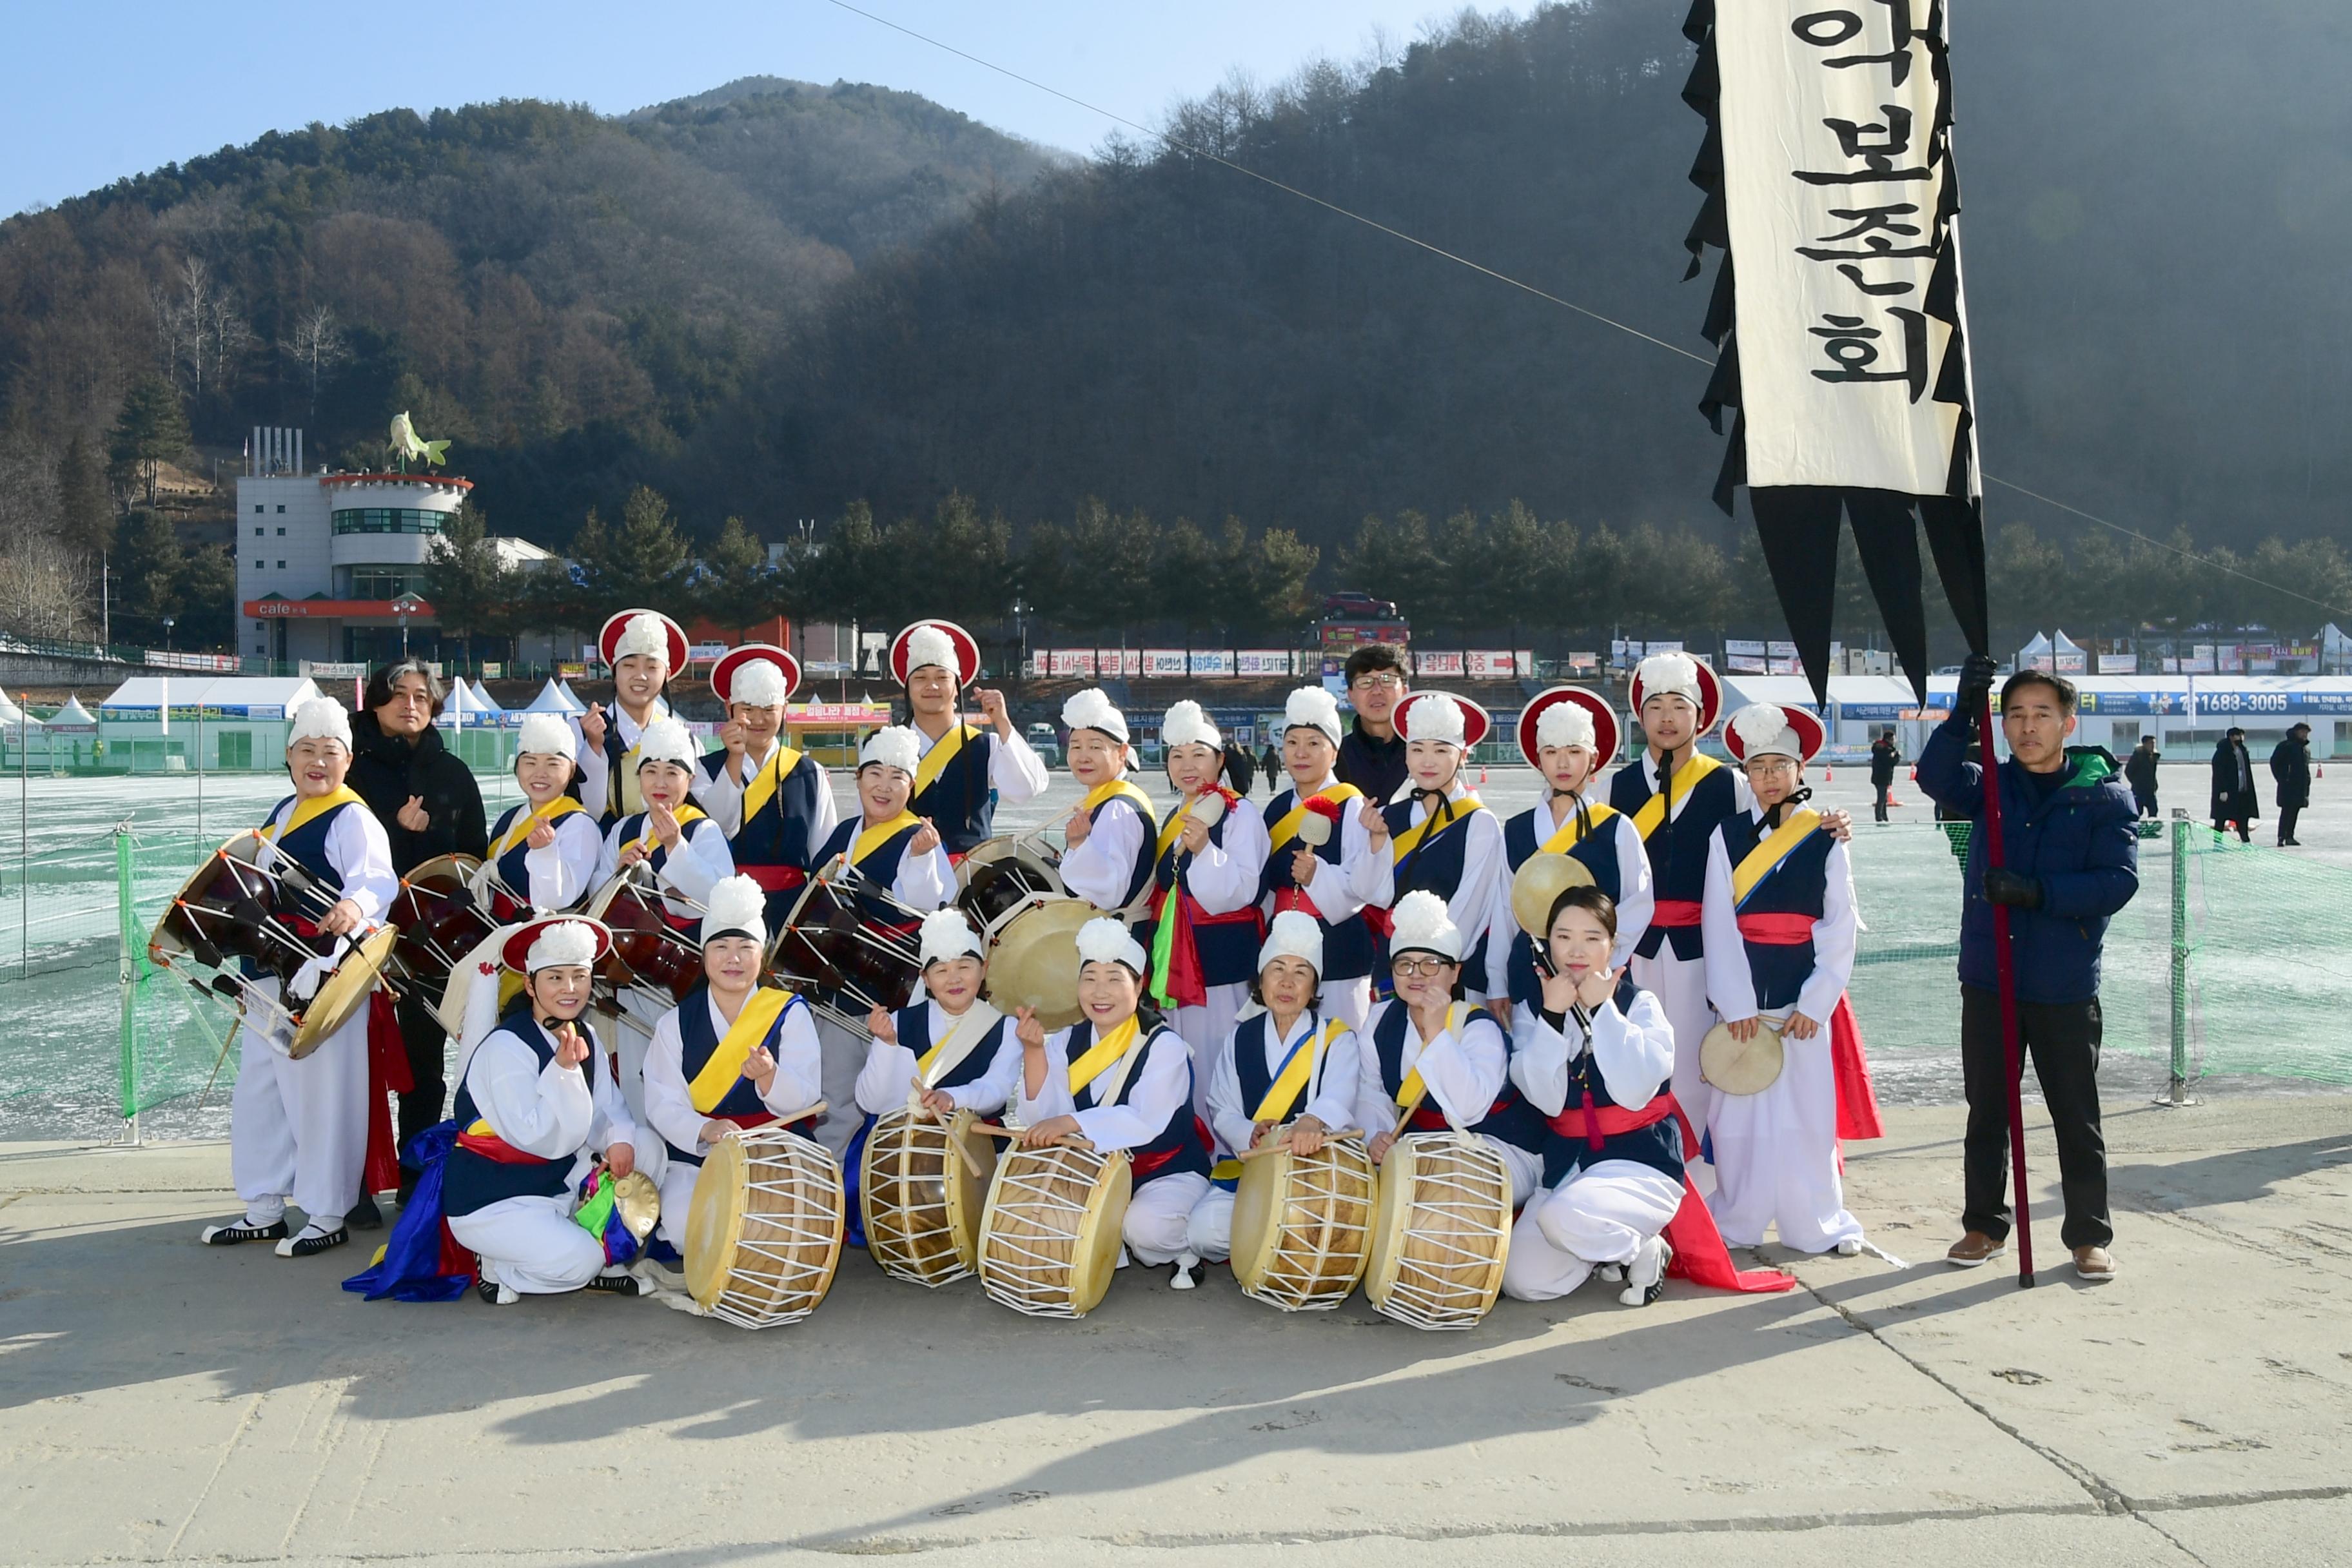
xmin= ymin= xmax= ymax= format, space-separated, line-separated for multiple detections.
xmin=1067 ymin=1017 xmax=1142 ymax=1102
xmin=916 ymin=1003 xmax=1004 ymax=1088
xmin=1250 ymin=1018 xmax=1348 ymax=1124
xmin=688 ymin=988 xmax=792 ymax=1113
xmin=1392 ymin=1004 xmax=1467 ymax=1121
xmin=851 ymin=812 xmax=924 ymax=867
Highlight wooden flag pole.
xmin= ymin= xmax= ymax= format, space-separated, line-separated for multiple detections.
xmin=1976 ymin=687 xmax=2035 ymax=1288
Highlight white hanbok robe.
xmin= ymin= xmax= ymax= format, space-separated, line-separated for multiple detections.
xmin=912 ymin=717 xmax=1052 ymax=803
xmin=1262 ymin=769 xmax=1394 ymax=1032
xmin=689 ymin=737 xmax=838 ymax=848
xmin=808 ymin=819 xmax=958 ymax=1153
xmin=592 ymin=810 xmax=734 ymax=1146
xmin=1015 ymin=1021 xmax=1204 ymax=1266
xmin=1360 ymin=778 xmax=1507 ymax=1007
xmin=640 ymin=990 xmax=826 ymax=1249
xmin=1482 ymin=801 xmax=1654 ymax=1006
xmin=1155 ymin=796 xmax=1271 ymax=1122
xmin=1352 ymin=998 xmax=1540 ymax=1204
xmin=1058 ymin=783 xmax=1152 ymax=912
xmin=485 ymin=801 xmax=603 ymax=914
xmin=852 ymin=1001 xmax=1021 ymax=1119
xmin=1186 ymin=1009 xmax=1367 ymax=1262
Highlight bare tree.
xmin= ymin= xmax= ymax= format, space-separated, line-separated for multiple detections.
xmin=148 ymin=255 xmax=251 ymax=402
xmin=282 ymin=305 xmax=349 ymax=416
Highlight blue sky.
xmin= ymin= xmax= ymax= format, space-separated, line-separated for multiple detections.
xmin=6 ymin=1 xmax=1507 ymax=216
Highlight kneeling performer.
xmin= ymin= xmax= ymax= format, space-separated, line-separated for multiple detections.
xmin=442 ymin=917 xmax=653 ymax=1304
xmin=855 ymin=909 xmax=1020 ymax=1125
xmin=1011 ymin=917 xmax=1212 ymax=1288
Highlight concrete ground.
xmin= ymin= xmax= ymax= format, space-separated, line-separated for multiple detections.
xmin=5 ymin=1094 xmax=2349 ymax=1567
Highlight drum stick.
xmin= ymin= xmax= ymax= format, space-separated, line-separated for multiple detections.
xmin=964 ymin=1123 xmax=1094 ymax=1152
xmin=945 ymin=1117 xmax=988 ymax=1179
xmin=1235 ymin=1127 xmax=1365 ymax=1161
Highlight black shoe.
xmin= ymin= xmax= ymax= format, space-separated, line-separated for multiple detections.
xmin=200 ymin=1217 xmax=288 ymax=1246
xmin=477 ymin=1276 xmax=519 ymax=1306
xmin=277 ymin=1224 xmax=349 ymax=1258
xmin=347 ymin=1194 xmax=384 ymax=1231
xmin=584 ymin=1271 xmax=649 ymax=1297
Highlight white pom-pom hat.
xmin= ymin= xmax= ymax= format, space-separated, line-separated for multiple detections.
xmin=890 ymin=620 xmax=980 ymax=687
xmin=711 ymin=643 xmax=801 ymax=708
xmin=1075 ymin=915 xmax=1148 ymax=975
xmin=918 ymin=908 xmax=985 ymax=970
xmin=1723 ymin=702 xmax=1825 ymax=766
xmin=700 ymin=874 xmax=770 ymax=945
xmin=517 ymin=712 xmax=578 ymax=763
xmin=1515 ymin=687 xmax=1620 ymax=770
xmin=1630 ymin=650 xmax=1722 ymax=736
xmin=502 ymin=916 xmax=611 ymax=974
xmin=1257 ymin=909 xmax=1325 ymax=977
xmin=599 ymin=609 xmax=687 ymax=672
xmin=859 ymin=725 xmax=922 ymax=776
xmin=1062 ymin=687 xmax=1128 ymax=746
xmin=1160 ymin=700 xmax=1220 ymax=753
xmin=1388 ymin=888 xmax=1464 ymax=963
xmin=286 ymin=697 xmax=353 ymax=750
xmin=1394 ymin=691 xmax=1489 ymax=750
xmin=633 ymin=716 xmax=700 ymax=771
xmin=1281 ymin=686 xmax=1343 ymax=750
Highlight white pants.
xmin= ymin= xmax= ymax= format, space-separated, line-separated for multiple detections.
xmin=1186 ymin=1184 xmax=1235 ymax=1263
xmin=230 ymin=980 xmax=366 ymax=1228
xmin=598 ymin=1003 xmax=667 ymax=1189
xmin=1707 ymin=1024 xmax=1863 ymax=1252
xmin=1632 ymin=944 xmax=1716 ymax=1138
xmin=1502 ymin=1160 xmax=1684 ymax=1301
xmin=449 ymin=1191 xmax=607 ymax=1295
xmin=810 ymin=1017 xmax=868 ymax=1157
xmin=1127 ymin=1171 xmax=1211 ymax=1266
xmin=1318 ymin=975 xmax=1373 ymax=1034
xmin=656 ymin=1155 xmax=707 ymax=1250
xmin=1172 ymin=983 xmax=1246 ymax=1126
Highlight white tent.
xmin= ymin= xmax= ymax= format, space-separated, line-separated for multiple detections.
xmin=2052 ymin=629 xmax=2088 ymax=674
xmin=556 ymin=679 xmax=587 ymax=711
xmin=2016 ymin=631 xmax=2053 ymax=671
xmin=49 ymin=695 xmax=96 ymax=727
xmin=522 ymin=678 xmax=582 ymax=715
xmin=0 ymin=690 xmax=33 ymax=727
xmin=469 ymin=680 xmax=500 ymax=712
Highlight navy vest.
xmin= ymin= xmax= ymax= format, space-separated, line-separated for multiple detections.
xmin=816 ymin=816 xmax=925 ymax=926
xmin=1535 ymin=975 xmax=1684 ymax=1186
xmin=1063 ymin=1020 xmax=1209 ymax=1183
xmin=1258 ymin=787 xmax=1375 ymax=982
xmin=701 ymin=745 xmax=828 ymax=924
xmin=1609 ymin=757 xmax=1740 ymax=961
xmin=1499 ymin=803 xmax=1624 ymax=1010
xmin=488 ymin=801 xmax=594 ymax=913
xmin=891 ymin=1001 xmax=1012 ymax=1095
xmin=1379 ymin=796 xmax=1493 ymax=981
xmin=909 ymin=725 xmax=997 ymax=855
xmin=665 ymin=985 xmax=814 ymax=1167
xmin=1133 ymin=797 xmax=1262 ymax=988
xmin=1366 ymin=1001 xmax=1545 ymax=1152
xmin=1090 ymin=788 xmax=1159 ymax=911
xmin=262 ymin=793 xmax=351 ymax=916
xmin=442 ymin=1008 xmax=598 ymax=1218
xmin=1230 ymin=1010 xmax=1336 ymax=1124
xmin=1715 ymin=814 xmax=1834 ymax=1012
xmin=612 ymin=811 xmax=716 ymax=892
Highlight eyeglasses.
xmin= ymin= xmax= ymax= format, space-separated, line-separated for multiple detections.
xmin=1390 ymin=957 xmax=1455 ymax=979
xmin=1351 ymin=674 xmax=1405 ymax=691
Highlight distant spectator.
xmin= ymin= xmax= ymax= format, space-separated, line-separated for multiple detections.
xmin=1868 ymin=729 xmax=1901 ymax=823
xmin=1222 ymin=738 xmax=1256 ymax=797
xmin=1335 ymin=643 xmax=1409 ymax=803
xmin=1259 ymin=741 xmax=1280 ymax=792
xmin=2209 ymin=727 xmax=2257 ymax=843
xmin=2269 ymin=721 xmax=2313 ymax=847
xmin=2123 ymin=735 xmax=2161 ymax=819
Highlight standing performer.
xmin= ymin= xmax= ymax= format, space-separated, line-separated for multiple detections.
xmin=639 ymin=876 xmax=825 ymax=1258
xmin=441 ymin=917 xmax=654 ymax=1304
xmin=1055 ymin=689 xmax=1158 ymax=914
xmin=482 ymin=713 xmax=602 ymax=919
xmin=889 ymin=619 xmax=1050 ymax=856
xmin=856 ymin=909 xmax=1020 ymax=1124
xmin=593 ymin=716 xmax=735 ymax=1130
xmin=1139 ymin=700 xmax=1269 ymax=1113
xmin=579 ymin=610 xmax=687 ymax=829
xmin=696 ymin=643 xmax=837 ymax=931
xmin=805 ymin=724 xmax=955 ymax=1153
xmin=1011 ymin=917 xmax=1213 ymax=1288
xmin=1487 ymin=688 xmax=1652 ymax=1029
xmin=201 ymin=698 xmax=398 ymax=1257
xmin=1353 ymin=891 xmax=1545 ymax=1204
xmin=1184 ymin=910 xmax=1367 ymax=1267
xmin=1367 ymin=692 xmax=1504 ymax=1007
xmin=1700 ymin=703 xmax=1881 ymax=1255
xmin=1259 ymin=687 xmax=1388 ymax=1032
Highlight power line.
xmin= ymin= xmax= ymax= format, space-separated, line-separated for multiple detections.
xmin=820 ymin=0 xmax=2349 ymax=622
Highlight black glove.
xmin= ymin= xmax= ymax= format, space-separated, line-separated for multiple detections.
xmin=1955 ymin=652 xmax=1999 ymax=721
xmin=1982 ymin=868 xmax=2043 ymax=909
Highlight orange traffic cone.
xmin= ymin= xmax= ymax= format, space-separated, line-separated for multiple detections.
xmin=1823 ymin=767 xmax=1833 ymax=781
xmin=1480 ymin=768 xmax=1489 ymax=785
xmin=1909 ymin=767 xmax=1918 ymax=781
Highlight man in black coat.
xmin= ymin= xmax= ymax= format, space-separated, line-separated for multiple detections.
xmin=346 ymin=660 xmax=490 ymax=1200
xmin=2209 ymin=727 xmax=2257 ymax=843
xmin=2122 ymin=736 xmax=2161 ymax=819
xmin=1868 ymin=729 xmax=1901 ymax=823
xmin=2269 ymin=721 xmax=2313 ymax=846
xmin=1334 ymin=643 xmax=1409 ymax=803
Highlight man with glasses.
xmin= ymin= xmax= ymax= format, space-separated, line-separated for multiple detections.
xmin=1337 ymin=645 xmax=1411 ymax=803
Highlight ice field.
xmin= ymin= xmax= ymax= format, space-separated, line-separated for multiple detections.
xmin=1 ymin=758 xmax=2342 ymax=1143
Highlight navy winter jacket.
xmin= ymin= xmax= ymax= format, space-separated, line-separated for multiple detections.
xmin=1916 ymin=714 xmax=2140 ymax=1005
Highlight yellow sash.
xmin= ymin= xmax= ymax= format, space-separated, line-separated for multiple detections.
xmin=687 ymin=987 xmax=792 ymax=1113
xmin=1393 ymin=1004 xmax=1467 ymax=1115
xmin=491 ymin=795 xmax=587 ymax=859
xmin=1250 ymin=1018 xmax=1348 ymax=1124
xmin=1730 ymin=809 xmax=1823 ymax=906
xmin=1538 ymin=799 xmax=1619 ymax=856
xmin=631 ymin=801 xmax=707 ymax=854
xmin=1267 ymin=783 xmax=1364 ymax=849
xmin=268 ymin=785 xmax=366 ymax=843
xmin=1066 ymin=1015 xmax=1143 ymax=1098
xmin=1081 ymin=777 xmax=1155 ymax=826
xmin=738 ymin=741 xmax=807 ymax=825
xmin=1629 ymin=754 xmax=1723 ymax=840
xmin=913 ymin=723 xmax=980 ymax=797
xmin=1389 ymin=795 xmax=1485 ymax=863
xmin=850 ymin=811 xmax=923 ymax=867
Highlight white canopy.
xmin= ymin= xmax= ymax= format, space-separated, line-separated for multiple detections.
xmin=522 ymin=678 xmax=583 ymax=715
xmin=97 ymin=676 xmax=323 ymax=716
xmin=469 ymin=680 xmax=499 ymax=712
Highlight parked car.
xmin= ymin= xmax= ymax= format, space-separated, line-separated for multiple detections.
xmin=1323 ymin=590 xmax=1400 ymax=621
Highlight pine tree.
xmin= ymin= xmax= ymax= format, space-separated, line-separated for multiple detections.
xmin=700 ymin=516 xmax=773 ymax=634
xmin=113 ymin=510 xmax=186 ymax=641
xmin=55 ymin=434 xmax=113 ymax=560
xmin=424 ymin=502 xmax=516 ymax=672
xmin=106 ymin=378 xmax=191 ymax=507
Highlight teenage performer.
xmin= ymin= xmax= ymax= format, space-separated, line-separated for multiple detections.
xmin=579 ymin=609 xmax=687 ymax=828
xmin=888 ymin=618 xmax=1050 ymax=856
xmin=695 ymin=643 xmax=836 ymax=932
xmin=1366 ymin=692 xmax=1502 ymax=1007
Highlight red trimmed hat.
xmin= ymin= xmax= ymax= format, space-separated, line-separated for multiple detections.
xmin=500 ymin=916 xmax=614 ymax=974
xmin=1514 ymin=687 xmax=1621 ymax=770
xmin=1722 ymin=703 xmax=1827 ymax=766
xmin=598 ymin=609 xmax=689 ymax=672
xmin=710 ymin=643 xmax=801 ymax=707
xmin=1393 ymin=691 xmax=1491 ymax=749
xmin=1629 ymin=651 xmax=1723 ymax=737
xmin=889 ymin=619 xmax=981 ymax=687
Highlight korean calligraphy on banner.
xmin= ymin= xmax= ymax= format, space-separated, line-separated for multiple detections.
xmin=1681 ymin=0 xmax=1990 ymax=703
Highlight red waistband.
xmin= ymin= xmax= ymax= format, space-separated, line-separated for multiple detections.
xmin=455 ymin=1129 xmax=552 ymax=1166
xmin=738 ymin=865 xmax=809 ymax=893
xmin=1547 ymin=1092 xmax=1674 ymax=1150
xmin=1651 ymin=899 xmax=1703 ymax=928
xmin=1272 ymin=888 xmax=1323 ymax=921
xmin=1736 ymin=912 xmax=1816 ymax=945
xmin=1148 ymin=887 xmax=1262 ymax=927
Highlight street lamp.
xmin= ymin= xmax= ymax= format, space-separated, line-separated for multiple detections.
xmin=393 ymin=593 xmax=424 ymax=660
xmin=161 ymin=615 xmax=174 ymax=654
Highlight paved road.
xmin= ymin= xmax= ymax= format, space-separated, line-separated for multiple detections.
xmin=4 ymin=1093 xmax=2347 ymax=1566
